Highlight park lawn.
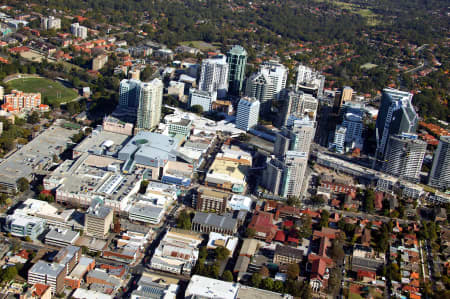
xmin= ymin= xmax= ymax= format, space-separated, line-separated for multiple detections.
xmin=7 ymin=77 xmax=78 ymax=105
xmin=179 ymin=40 xmax=217 ymax=51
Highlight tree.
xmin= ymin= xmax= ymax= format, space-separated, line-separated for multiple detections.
xmin=273 ymin=280 xmax=284 ymax=293
xmin=199 ymin=246 xmax=207 ymax=260
xmin=215 ymin=246 xmax=230 ymax=260
xmin=259 ymin=265 xmax=269 ymax=277
xmin=27 ymin=111 xmax=40 ymax=124
xmin=17 ymin=177 xmax=29 ymax=192
xmin=191 ymin=105 xmax=204 ymax=114
xmin=176 ymin=210 xmax=192 ymax=230
xmin=139 ymin=180 xmax=149 ymax=194
xmin=251 ymin=273 xmax=262 ymax=288
xmin=0 ymin=266 xmax=17 ymax=282
xmin=245 ymin=227 xmax=256 ymax=238
xmin=298 ymin=215 xmax=312 ymax=238
xmin=262 ymin=277 xmax=274 ymax=291
xmin=209 ymin=263 xmax=220 ymax=279
xmin=330 ymin=239 xmax=345 ymax=261
xmin=287 ymin=196 xmax=300 ymax=207
xmin=24 ymin=236 xmax=31 ymax=242
xmin=222 ymin=270 xmax=233 ymax=282
xmin=287 ymin=263 xmax=300 ymax=280
xmin=319 ymin=210 xmax=330 ymax=228
xmin=327 ymin=267 xmax=341 ymax=295
xmin=363 ymin=189 xmax=375 ymax=213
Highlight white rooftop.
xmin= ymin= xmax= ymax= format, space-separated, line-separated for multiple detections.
xmin=185 ymin=275 xmax=239 ymax=299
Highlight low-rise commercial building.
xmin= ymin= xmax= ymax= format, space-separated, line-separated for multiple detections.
xmin=45 ymin=228 xmax=80 ymax=247
xmin=185 ymin=275 xmax=239 ymax=299
xmin=192 ymin=212 xmax=238 ymax=235
xmin=28 ymin=261 xmax=65 ymax=294
xmin=150 ymin=229 xmax=202 ymax=275
xmin=131 ymin=273 xmax=179 ymax=299
xmin=205 ymin=159 xmax=247 ymax=193
xmin=273 ymin=244 xmax=304 ymax=265
xmin=5 ymin=214 xmax=46 ymax=240
xmin=161 ymin=161 xmax=193 ymax=187
xmin=196 ymin=187 xmax=231 ymax=213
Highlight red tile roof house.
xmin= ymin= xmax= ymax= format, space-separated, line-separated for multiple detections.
xmin=248 ymin=211 xmax=278 ymax=242
xmin=357 ymin=270 xmax=376 ymax=282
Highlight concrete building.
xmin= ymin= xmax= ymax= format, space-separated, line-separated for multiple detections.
xmin=45 ymin=228 xmax=80 ymax=247
xmin=150 ymin=229 xmax=202 ymax=275
xmin=196 ymin=187 xmax=231 ymax=213
xmin=128 ymin=204 xmax=165 ymax=224
xmin=84 ymin=201 xmax=113 ymax=239
xmin=161 ymin=161 xmax=193 ymax=186
xmin=261 ymin=157 xmax=285 ymax=196
xmin=41 ymin=16 xmax=61 ymax=30
xmin=274 ymin=118 xmax=316 ymax=157
xmin=273 ymin=244 xmax=304 ymax=265
xmin=118 ymin=131 xmax=179 ymax=171
xmin=227 ymin=45 xmax=247 ymax=95
xmin=228 ymin=194 xmax=252 ymax=212
xmin=199 ymin=55 xmax=229 ymax=98
xmin=341 ymin=86 xmax=353 ymax=103
xmin=28 ymin=261 xmax=65 ymax=294
xmin=329 ymin=125 xmax=347 ymax=153
xmin=189 ymin=88 xmax=217 ymax=113
xmin=429 ymin=136 xmax=450 ymax=190
xmin=131 ymin=273 xmax=178 ymax=299
xmin=192 ymin=212 xmax=238 ymax=235
xmin=281 ymin=90 xmax=318 ymax=126
xmin=205 ymin=158 xmax=247 ymax=193
xmin=167 ymin=81 xmax=185 ymax=100
xmin=382 ymin=134 xmax=426 ymax=182
xmin=295 ymin=64 xmax=325 ymax=97
xmin=236 ymin=97 xmax=260 ymax=131
xmin=167 ymin=118 xmax=192 ymax=138
xmin=2 ymin=89 xmax=48 ymax=113
xmin=376 ymin=88 xmax=419 ymax=159
xmin=102 ymin=116 xmax=134 ymax=136
xmin=92 ymin=54 xmax=108 ymax=71
xmin=185 ymin=275 xmax=239 ymax=299
xmin=70 ymin=23 xmax=87 ymax=39
xmin=4 ymin=214 xmax=46 ymax=240
xmin=129 ymin=68 xmax=140 ymax=80
xmin=281 ymin=151 xmax=308 ymax=197
xmin=245 ymin=61 xmax=287 ymax=114
xmin=137 ymin=78 xmax=163 ymax=130
xmin=341 ymin=103 xmax=364 ymax=149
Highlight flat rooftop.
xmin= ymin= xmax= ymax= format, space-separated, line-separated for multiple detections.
xmin=0 ymin=120 xmax=74 ymax=188
xmin=186 ymin=275 xmax=239 ymax=298
xmin=73 ymin=128 xmax=130 ymax=157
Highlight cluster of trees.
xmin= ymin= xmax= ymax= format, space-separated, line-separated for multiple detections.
xmin=176 ymin=210 xmax=192 ymax=230
xmin=249 ymin=263 xmax=311 ymax=298
xmin=193 ymin=246 xmax=229 ymax=280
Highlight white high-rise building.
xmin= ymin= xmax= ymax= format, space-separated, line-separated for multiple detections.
xmin=429 ymin=136 xmax=450 ymax=190
xmin=382 ymin=133 xmax=426 ymax=182
xmin=70 ymin=23 xmax=88 ymax=39
xmin=199 ymin=55 xmax=229 ymax=99
xmin=282 ymin=151 xmax=308 ymax=197
xmin=188 ymin=88 xmax=217 ymax=112
xmin=295 ymin=64 xmax=325 ymax=97
xmin=329 ymin=125 xmax=347 ymax=153
xmin=236 ymin=97 xmax=260 ymax=131
xmin=282 ymin=90 xmax=318 ymax=126
xmin=245 ymin=60 xmax=287 ymax=115
xmin=137 ymin=79 xmax=163 ymax=130
xmin=41 ymin=16 xmax=61 ymax=30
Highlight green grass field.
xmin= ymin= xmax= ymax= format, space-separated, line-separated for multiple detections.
xmin=7 ymin=77 xmax=78 ymax=105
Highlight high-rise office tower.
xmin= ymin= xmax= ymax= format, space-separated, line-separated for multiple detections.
xmin=199 ymin=55 xmax=229 ymax=99
xmin=236 ymin=97 xmax=260 ymax=131
xmin=245 ymin=61 xmax=288 ymax=115
xmin=341 ymin=86 xmax=353 ymax=103
xmin=295 ymin=64 xmax=325 ymax=97
xmin=340 ymin=102 xmax=364 ymax=149
xmin=226 ymin=45 xmax=247 ymax=96
xmin=188 ymin=88 xmax=217 ymax=112
xmin=375 ymin=88 xmax=419 ymax=159
xmin=119 ymin=79 xmax=141 ymax=109
xmin=429 ymin=136 xmax=450 ymax=190
xmin=281 ymin=90 xmax=318 ymax=126
xmin=136 ymin=78 xmax=163 ymax=130
xmin=382 ymin=134 xmax=426 ymax=182
xmin=274 ymin=119 xmax=316 ymax=158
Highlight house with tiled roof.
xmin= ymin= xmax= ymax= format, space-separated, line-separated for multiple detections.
xmin=247 ymin=211 xmax=277 ymax=243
